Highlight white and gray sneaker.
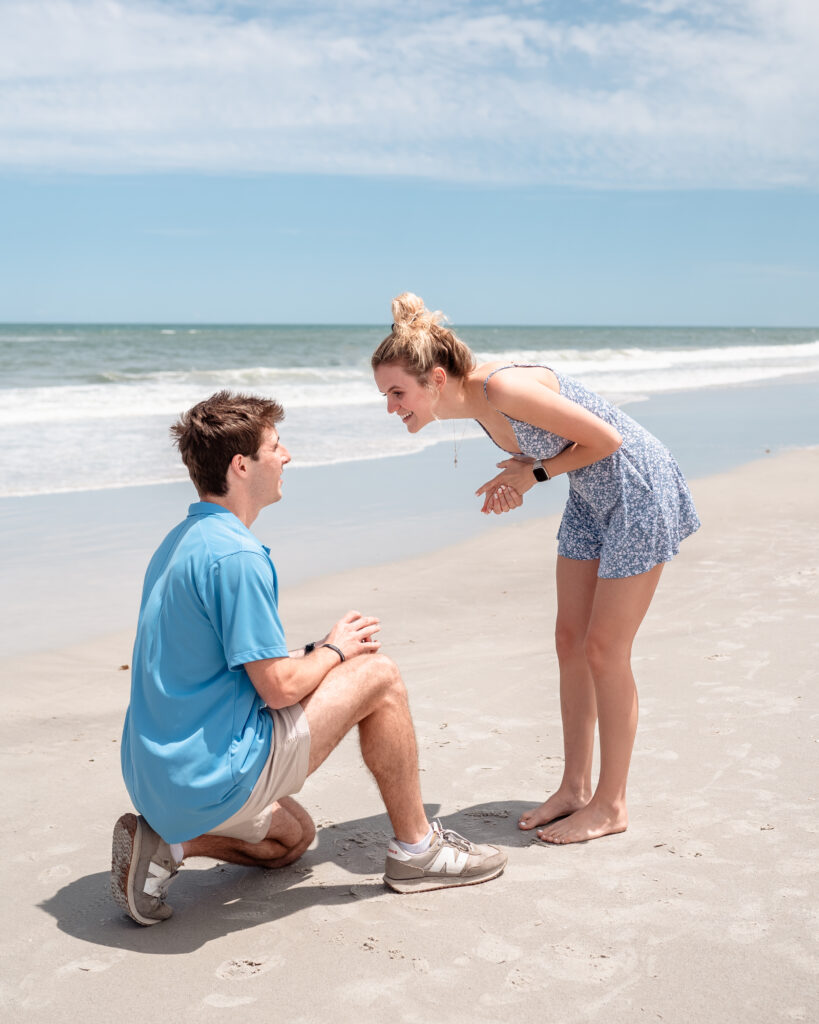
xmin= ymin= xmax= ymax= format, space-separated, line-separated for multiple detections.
xmin=111 ymin=813 xmax=181 ymax=925
xmin=383 ymin=819 xmax=507 ymax=893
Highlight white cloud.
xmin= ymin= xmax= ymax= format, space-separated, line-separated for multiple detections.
xmin=0 ymin=0 xmax=816 ymax=187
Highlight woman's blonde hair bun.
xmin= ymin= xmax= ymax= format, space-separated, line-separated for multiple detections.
xmin=373 ymin=292 xmax=475 ymax=382
xmin=390 ymin=292 xmax=443 ymax=333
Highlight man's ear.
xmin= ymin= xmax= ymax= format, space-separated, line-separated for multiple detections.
xmin=228 ymin=451 xmax=249 ymax=480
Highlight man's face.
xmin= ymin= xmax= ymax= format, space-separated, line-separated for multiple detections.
xmin=247 ymin=426 xmax=291 ymax=506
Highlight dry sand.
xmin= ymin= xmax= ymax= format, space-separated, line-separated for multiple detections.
xmin=1 ymin=448 xmax=817 ymax=1022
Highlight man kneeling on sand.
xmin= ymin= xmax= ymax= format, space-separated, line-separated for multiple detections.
xmin=111 ymin=390 xmax=506 ymax=925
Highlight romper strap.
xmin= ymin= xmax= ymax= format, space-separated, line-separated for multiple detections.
xmin=483 ymin=362 xmax=549 ymax=402
xmin=482 ymin=364 xmax=517 ymax=402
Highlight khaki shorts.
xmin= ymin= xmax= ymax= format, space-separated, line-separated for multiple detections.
xmin=206 ymin=704 xmax=311 ymax=844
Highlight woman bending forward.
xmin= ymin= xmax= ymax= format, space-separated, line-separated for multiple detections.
xmin=372 ymin=293 xmax=700 ymax=845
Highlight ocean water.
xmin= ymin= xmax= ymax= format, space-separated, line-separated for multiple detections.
xmin=1 ymin=323 xmax=818 ymax=497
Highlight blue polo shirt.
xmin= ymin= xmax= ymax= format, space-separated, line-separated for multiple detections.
xmin=121 ymin=502 xmax=289 ymax=843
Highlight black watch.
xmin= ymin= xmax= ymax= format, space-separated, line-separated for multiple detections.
xmin=532 ymin=460 xmax=550 ymax=482
xmin=304 ymin=641 xmax=316 ymax=655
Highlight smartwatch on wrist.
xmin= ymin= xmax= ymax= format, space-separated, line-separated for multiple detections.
xmin=304 ymin=641 xmax=316 ymax=655
xmin=532 ymin=460 xmax=550 ymax=482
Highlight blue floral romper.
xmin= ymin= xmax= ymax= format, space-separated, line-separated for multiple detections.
xmin=481 ymin=366 xmax=701 ymax=578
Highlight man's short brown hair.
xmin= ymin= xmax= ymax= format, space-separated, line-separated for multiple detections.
xmin=170 ymin=390 xmax=285 ymax=496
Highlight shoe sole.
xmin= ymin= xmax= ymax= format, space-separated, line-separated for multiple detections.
xmin=111 ymin=813 xmax=161 ymax=926
xmin=383 ymin=862 xmax=506 ymax=894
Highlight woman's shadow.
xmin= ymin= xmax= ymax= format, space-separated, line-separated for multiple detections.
xmin=39 ymin=801 xmax=536 ymax=955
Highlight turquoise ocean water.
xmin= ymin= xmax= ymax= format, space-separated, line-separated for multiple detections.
xmin=1 ymin=323 xmax=818 ymax=497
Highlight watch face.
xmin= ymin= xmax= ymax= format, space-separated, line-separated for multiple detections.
xmin=533 ymin=465 xmax=548 ymax=481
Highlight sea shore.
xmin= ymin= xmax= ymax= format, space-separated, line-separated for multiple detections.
xmin=1 ymin=373 xmax=818 ymax=658
xmin=0 ymin=415 xmax=817 ymax=1018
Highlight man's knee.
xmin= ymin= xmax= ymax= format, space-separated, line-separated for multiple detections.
xmin=363 ymin=653 xmax=408 ymax=705
xmin=289 ymin=804 xmax=316 ymax=852
xmin=370 ymin=651 xmax=401 ymax=683
xmin=302 ymin=652 xmax=411 ymax=774
xmin=256 ymin=800 xmax=316 ymax=867
xmin=272 ymin=797 xmax=315 ymax=846
xmin=280 ymin=815 xmax=315 ymax=863
xmin=340 ymin=651 xmax=403 ymax=700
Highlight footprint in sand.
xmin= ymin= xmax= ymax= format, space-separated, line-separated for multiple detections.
xmin=748 ymin=754 xmax=782 ymax=771
xmin=58 ymin=953 xmax=126 ymax=975
xmin=204 ymin=994 xmax=256 ymax=1007
xmin=38 ymin=864 xmax=72 ymax=883
xmin=728 ymin=918 xmax=770 ymax=944
xmin=505 ymin=967 xmax=539 ymax=990
xmin=474 ymin=934 xmax=523 ymax=965
xmin=215 ymin=955 xmax=284 ymax=980
xmin=20 ymin=844 xmax=83 ymax=864
xmin=727 ymin=743 xmax=752 ymax=760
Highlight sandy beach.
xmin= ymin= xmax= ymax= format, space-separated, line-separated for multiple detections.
xmin=1 ymin=442 xmax=817 ymax=1023
xmin=3 ymin=0 xmax=818 ymax=1014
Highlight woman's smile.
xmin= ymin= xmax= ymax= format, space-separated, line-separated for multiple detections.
xmin=374 ymin=364 xmax=434 ymax=432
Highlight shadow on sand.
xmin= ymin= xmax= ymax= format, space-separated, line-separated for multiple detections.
xmin=40 ymin=801 xmax=539 ymax=955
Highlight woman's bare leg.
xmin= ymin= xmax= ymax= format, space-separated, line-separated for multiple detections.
xmin=537 ymin=563 xmax=664 ymax=845
xmin=519 ymin=556 xmax=600 ymax=830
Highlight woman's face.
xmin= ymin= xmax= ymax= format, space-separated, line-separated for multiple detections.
xmin=374 ymin=363 xmax=437 ymax=433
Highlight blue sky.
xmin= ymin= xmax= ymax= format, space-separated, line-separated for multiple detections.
xmin=1 ymin=0 xmax=817 ymax=325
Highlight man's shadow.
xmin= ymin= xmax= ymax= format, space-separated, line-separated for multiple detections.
xmin=39 ymin=800 xmax=536 ymax=955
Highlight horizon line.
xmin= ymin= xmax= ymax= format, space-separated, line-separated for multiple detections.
xmin=2 ymin=321 xmax=817 ymax=331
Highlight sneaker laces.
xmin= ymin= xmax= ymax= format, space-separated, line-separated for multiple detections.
xmin=144 ymin=859 xmax=179 ymax=901
xmin=431 ymin=819 xmax=474 ymax=853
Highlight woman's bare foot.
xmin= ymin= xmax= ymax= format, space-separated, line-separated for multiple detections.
xmin=518 ymin=788 xmax=591 ymax=831
xmin=536 ymin=799 xmax=627 ymax=845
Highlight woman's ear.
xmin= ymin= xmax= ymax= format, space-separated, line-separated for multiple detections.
xmin=432 ymin=366 xmax=447 ymax=390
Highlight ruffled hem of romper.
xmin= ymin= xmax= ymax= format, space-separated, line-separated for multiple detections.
xmin=596 ymin=463 xmax=701 ymax=578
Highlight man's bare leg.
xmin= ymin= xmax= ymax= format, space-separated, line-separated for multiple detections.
xmin=112 ymin=653 xmax=506 ymax=925
xmin=519 ymin=557 xmax=600 ymax=831
xmin=181 ymin=796 xmax=316 ymax=868
xmin=300 ymin=653 xmax=430 ymax=844
xmin=177 ymin=654 xmax=429 ymax=870
xmin=295 ymin=654 xmax=507 ymax=893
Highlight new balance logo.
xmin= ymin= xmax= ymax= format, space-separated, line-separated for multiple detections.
xmin=427 ymin=846 xmax=469 ymax=874
xmin=143 ymin=862 xmax=173 ymax=897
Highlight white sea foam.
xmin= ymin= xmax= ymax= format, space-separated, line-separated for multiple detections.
xmin=474 ymin=340 xmax=819 ymax=382
xmin=0 ymin=332 xmax=83 ymax=343
xmin=2 ymin=333 xmax=818 ymax=496
xmin=4 ymin=340 xmax=819 ymax=428
xmin=0 ymin=369 xmax=377 ymax=425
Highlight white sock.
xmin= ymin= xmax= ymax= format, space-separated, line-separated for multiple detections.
xmin=395 ymin=828 xmax=433 ymax=855
xmin=170 ymin=843 xmax=184 ymax=863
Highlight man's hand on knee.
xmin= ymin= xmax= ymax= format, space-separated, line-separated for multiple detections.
xmin=246 ymin=610 xmax=382 ymax=710
xmin=320 ymin=609 xmax=382 ymax=663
